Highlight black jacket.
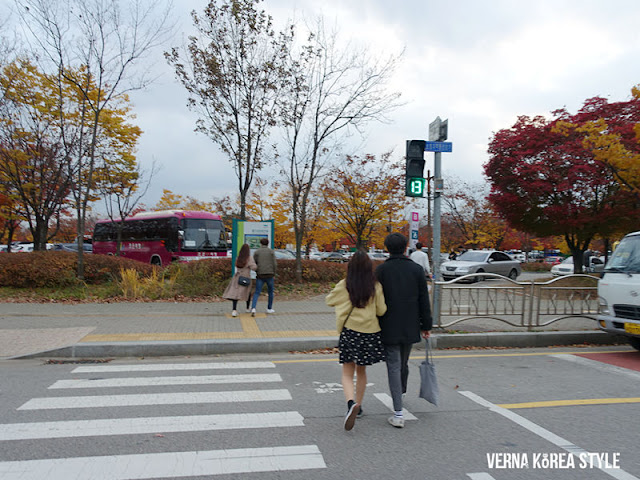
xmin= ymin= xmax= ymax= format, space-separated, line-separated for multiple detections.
xmin=375 ymin=254 xmax=432 ymax=345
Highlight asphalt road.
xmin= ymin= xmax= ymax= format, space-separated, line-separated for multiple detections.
xmin=1 ymin=345 xmax=639 ymax=479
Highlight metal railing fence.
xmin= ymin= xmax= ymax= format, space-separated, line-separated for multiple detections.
xmin=433 ymin=273 xmax=598 ymax=331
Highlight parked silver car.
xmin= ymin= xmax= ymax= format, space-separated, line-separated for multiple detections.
xmin=440 ymin=249 xmax=521 ymax=282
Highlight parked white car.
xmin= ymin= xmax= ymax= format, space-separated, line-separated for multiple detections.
xmin=551 ymin=256 xmax=605 ymax=276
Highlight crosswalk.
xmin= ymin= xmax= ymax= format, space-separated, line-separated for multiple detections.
xmin=0 ymin=360 xmax=326 ymax=479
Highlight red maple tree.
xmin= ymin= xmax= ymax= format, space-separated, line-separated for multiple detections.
xmin=484 ymin=96 xmax=640 ymax=272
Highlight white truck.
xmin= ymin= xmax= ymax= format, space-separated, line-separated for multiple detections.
xmin=598 ymin=231 xmax=640 ymax=350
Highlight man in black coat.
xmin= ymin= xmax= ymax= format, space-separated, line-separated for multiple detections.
xmin=375 ymin=232 xmax=432 ymax=428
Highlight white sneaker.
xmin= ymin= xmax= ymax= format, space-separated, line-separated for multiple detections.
xmin=266 ymin=309 xmax=275 ymax=314
xmin=231 ymin=310 xmax=238 ymax=317
xmin=251 ymin=308 xmax=256 ymax=317
xmin=388 ymin=415 xmax=405 ymax=428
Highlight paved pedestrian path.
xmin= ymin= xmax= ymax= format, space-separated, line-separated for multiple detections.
xmin=0 ymin=294 xmax=611 ymax=360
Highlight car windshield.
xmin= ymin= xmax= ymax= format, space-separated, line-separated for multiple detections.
xmin=561 ymin=257 xmax=573 ymax=265
xmin=605 ymin=235 xmax=640 ymax=274
xmin=457 ymin=251 xmax=489 ymax=262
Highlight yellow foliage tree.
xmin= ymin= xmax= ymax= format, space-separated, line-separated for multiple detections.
xmin=154 ymin=190 xmax=184 ymax=210
xmin=558 ymin=86 xmax=640 ymax=195
xmin=321 ymin=153 xmax=406 ymax=250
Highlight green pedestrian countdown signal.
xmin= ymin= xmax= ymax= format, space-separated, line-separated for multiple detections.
xmin=405 ymin=140 xmax=426 ymax=198
xmin=406 ymin=176 xmax=426 ymax=197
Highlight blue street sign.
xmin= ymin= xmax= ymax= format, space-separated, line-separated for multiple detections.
xmin=424 ymin=141 xmax=452 ymax=153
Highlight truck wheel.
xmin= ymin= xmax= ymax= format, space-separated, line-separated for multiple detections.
xmin=629 ymin=337 xmax=640 ymax=351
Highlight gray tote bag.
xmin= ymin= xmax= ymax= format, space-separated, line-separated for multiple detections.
xmin=419 ymin=338 xmax=439 ymax=406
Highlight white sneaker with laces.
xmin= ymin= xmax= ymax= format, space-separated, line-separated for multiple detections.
xmin=266 ymin=309 xmax=275 ymax=314
xmin=231 ymin=310 xmax=238 ymax=317
xmin=388 ymin=415 xmax=405 ymax=428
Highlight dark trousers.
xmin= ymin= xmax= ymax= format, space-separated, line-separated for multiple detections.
xmin=385 ymin=343 xmax=413 ymax=412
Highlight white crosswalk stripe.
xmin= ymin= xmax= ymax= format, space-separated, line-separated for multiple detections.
xmin=19 ymin=388 xmax=292 ymax=410
xmin=49 ymin=372 xmax=282 ymax=389
xmin=0 ymin=360 xmax=326 ymax=478
xmin=0 ymin=411 xmax=305 ymax=441
xmin=71 ymin=361 xmax=276 ymax=373
xmin=0 ymin=445 xmax=326 ymax=480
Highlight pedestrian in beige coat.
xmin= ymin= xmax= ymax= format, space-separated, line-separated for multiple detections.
xmin=222 ymin=244 xmax=257 ymax=317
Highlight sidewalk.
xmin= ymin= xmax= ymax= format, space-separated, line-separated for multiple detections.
xmin=0 ymin=295 xmax=617 ymax=360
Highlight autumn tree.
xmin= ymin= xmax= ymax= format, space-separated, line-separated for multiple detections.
xmin=0 ymin=59 xmax=72 ymax=250
xmin=575 ymin=86 xmax=640 ymax=195
xmin=154 ymin=189 xmax=215 ymax=213
xmin=485 ymin=98 xmax=640 ymax=273
xmin=442 ymin=177 xmax=508 ymax=250
xmin=245 ymin=178 xmax=295 ymax=248
xmin=19 ymin=0 xmax=173 ymax=278
xmin=321 ymin=153 xmax=405 ymax=250
xmin=280 ymin=19 xmax=402 ymax=279
xmin=167 ymin=0 xmax=292 ymax=220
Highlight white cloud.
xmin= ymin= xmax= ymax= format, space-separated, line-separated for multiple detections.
xmin=126 ymin=0 xmax=640 ymax=208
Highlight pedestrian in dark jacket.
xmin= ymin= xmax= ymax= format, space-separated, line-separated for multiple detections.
xmin=375 ymin=232 xmax=432 ymax=428
xmin=250 ymin=237 xmax=277 ymax=316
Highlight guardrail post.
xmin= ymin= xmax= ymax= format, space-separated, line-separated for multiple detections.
xmin=527 ymin=280 xmax=536 ymax=331
xmin=433 ymin=281 xmax=442 ymax=328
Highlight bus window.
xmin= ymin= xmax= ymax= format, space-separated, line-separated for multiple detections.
xmin=181 ymin=218 xmax=226 ymax=251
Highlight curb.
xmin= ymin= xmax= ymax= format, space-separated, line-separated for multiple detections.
xmin=14 ymin=331 xmax=624 ymax=359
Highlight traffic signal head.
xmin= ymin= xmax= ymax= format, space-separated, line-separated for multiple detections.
xmin=406 ymin=140 xmax=426 ymax=177
xmin=406 ymin=140 xmax=426 ymax=197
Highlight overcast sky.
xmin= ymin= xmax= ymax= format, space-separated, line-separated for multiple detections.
xmin=14 ymin=0 xmax=640 ymax=209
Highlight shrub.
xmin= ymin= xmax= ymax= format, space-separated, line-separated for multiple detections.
xmin=118 ymin=267 xmax=178 ymax=300
xmin=0 ymin=251 xmax=154 ymax=287
xmin=165 ymin=258 xmax=232 ymax=297
xmin=521 ymin=261 xmax=552 ymax=272
xmin=0 ymin=253 xmax=348 ymax=297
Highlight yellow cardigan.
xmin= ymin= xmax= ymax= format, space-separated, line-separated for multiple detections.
xmin=325 ymin=279 xmax=387 ymax=334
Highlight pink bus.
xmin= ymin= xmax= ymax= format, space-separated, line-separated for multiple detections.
xmin=92 ymin=210 xmax=228 ymax=266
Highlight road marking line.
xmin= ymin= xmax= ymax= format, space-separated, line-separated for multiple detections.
xmin=497 ymin=397 xmax=640 ymax=409
xmin=467 ymin=473 xmax=497 ymax=480
xmin=0 ymin=444 xmax=326 ymax=479
xmin=0 ymin=411 xmax=305 ymax=441
xmin=373 ymin=393 xmax=418 ymax=420
xmin=71 ymin=361 xmax=276 ymax=373
xmin=552 ymin=354 xmax=640 ymax=381
xmin=19 ymin=389 xmax=292 ymax=410
xmin=49 ymin=373 xmax=282 ymax=389
xmin=81 ymin=330 xmax=337 ymax=341
xmin=268 ymin=349 xmax=635 ymax=364
xmin=459 ymin=391 xmax=639 ymax=480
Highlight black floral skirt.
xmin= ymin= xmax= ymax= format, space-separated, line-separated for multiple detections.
xmin=339 ymin=328 xmax=386 ymax=366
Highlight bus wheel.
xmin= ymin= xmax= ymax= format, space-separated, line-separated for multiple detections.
xmin=150 ymin=257 xmax=162 ymax=267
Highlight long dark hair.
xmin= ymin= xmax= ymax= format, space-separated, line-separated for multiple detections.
xmin=236 ymin=244 xmax=250 ymax=268
xmin=346 ymin=250 xmax=376 ymax=309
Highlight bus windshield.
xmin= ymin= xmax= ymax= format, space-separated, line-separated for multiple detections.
xmin=180 ymin=218 xmax=227 ymax=251
xmin=605 ymin=235 xmax=640 ymax=274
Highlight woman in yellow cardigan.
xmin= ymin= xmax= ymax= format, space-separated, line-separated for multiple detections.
xmin=326 ymin=250 xmax=387 ymax=431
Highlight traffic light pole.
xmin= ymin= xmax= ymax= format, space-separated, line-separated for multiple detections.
xmin=432 ymin=151 xmax=442 ymax=325
xmin=406 ymin=117 xmax=450 ymax=326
